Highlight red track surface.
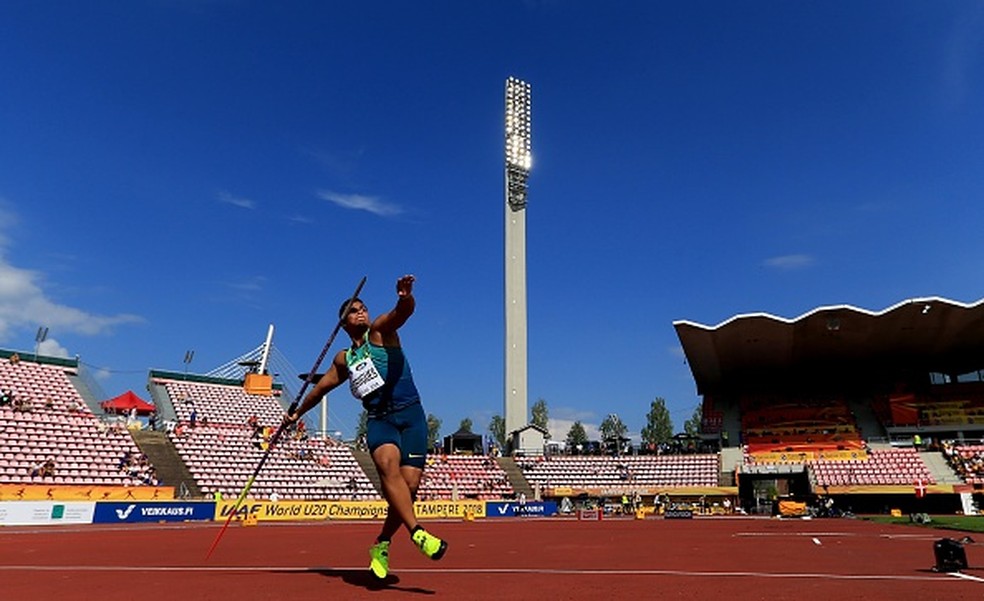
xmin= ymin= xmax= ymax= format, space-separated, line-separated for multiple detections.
xmin=3 ymin=517 xmax=984 ymax=600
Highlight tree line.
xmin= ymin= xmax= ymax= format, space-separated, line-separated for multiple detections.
xmin=354 ymin=397 xmax=702 ymax=451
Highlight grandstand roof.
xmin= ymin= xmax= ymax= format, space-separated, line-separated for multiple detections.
xmin=673 ymin=296 xmax=984 ymax=395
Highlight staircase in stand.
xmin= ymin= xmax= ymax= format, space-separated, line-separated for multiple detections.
xmin=131 ymin=430 xmax=201 ymax=499
xmin=351 ymin=448 xmax=382 ymax=495
xmin=496 ymin=456 xmax=533 ymax=499
xmin=920 ymin=450 xmax=963 ymax=485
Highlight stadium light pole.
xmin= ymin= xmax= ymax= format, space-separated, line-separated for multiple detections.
xmin=504 ymin=77 xmax=532 ymax=449
xmin=34 ymin=326 xmax=49 ymax=362
xmin=183 ymin=350 xmax=195 ymax=380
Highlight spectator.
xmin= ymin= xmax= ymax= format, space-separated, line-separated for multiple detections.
xmin=0 ymin=389 xmax=12 ymax=407
xmin=117 ymin=451 xmax=132 ymax=471
xmin=200 ymin=413 xmax=208 ymax=427
xmin=13 ymin=395 xmax=32 ymax=412
xmin=9 ymin=352 xmax=20 ymax=364
xmin=43 ymin=397 xmax=55 ymax=410
xmin=148 ymin=411 xmax=157 ymax=431
xmin=142 ymin=467 xmax=159 ymax=486
xmin=189 ymin=407 xmax=198 ymax=428
xmin=294 ymin=419 xmax=308 ymax=441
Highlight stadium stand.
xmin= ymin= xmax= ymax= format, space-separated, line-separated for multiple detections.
xmin=153 ymin=376 xmax=380 ymax=501
xmin=674 ymin=297 xmax=984 ymax=513
xmin=810 ymin=448 xmax=935 ymax=487
xmin=740 ymin=396 xmax=864 ymax=457
xmin=944 ymin=442 xmax=984 ymax=485
xmin=877 ymin=388 xmax=984 ymax=428
xmin=518 ymin=454 xmax=720 ymax=491
xmin=0 ymin=356 xmax=152 ymax=486
xmin=418 ymin=454 xmax=514 ymax=500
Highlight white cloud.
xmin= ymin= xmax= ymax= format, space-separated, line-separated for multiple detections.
xmin=225 ymin=276 xmax=267 ymax=292
xmin=942 ymin=6 xmax=984 ymax=108
xmin=38 ymin=338 xmax=70 ymax=358
xmin=0 ymin=204 xmax=143 ymax=342
xmin=317 ymin=190 xmax=402 ymax=217
xmin=218 ymin=190 xmax=256 ymax=209
xmin=0 ymin=260 xmax=142 ymax=338
xmin=547 ymin=406 xmax=601 ymax=443
xmin=763 ymin=254 xmax=815 ymax=270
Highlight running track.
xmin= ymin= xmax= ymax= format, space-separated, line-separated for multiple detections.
xmin=3 ymin=517 xmax=983 ymax=600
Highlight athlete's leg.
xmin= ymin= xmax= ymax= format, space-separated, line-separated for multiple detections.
xmin=377 ymin=465 xmax=422 ymax=541
xmin=372 ymin=443 xmax=420 ymax=532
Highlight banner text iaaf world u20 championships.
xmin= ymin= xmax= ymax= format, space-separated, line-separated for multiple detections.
xmin=215 ymin=499 xmax=486 ymax=521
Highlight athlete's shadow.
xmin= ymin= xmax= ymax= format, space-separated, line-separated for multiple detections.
xmin=277 ymin=567 xmax=435 ymax=594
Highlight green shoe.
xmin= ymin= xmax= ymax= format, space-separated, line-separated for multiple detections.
xmin=411 ymin=528 xmax=447 ymax=561
xmin=369 ymin=540 xmax=390 ymax=579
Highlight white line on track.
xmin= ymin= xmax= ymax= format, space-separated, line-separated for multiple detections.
xmin=734 ymin=532 xmax=856 ymax=537
xmin=0 ymin=564 xmax=966 ymax=582
xmin=949 ymin=572 xmax=984 ymax=583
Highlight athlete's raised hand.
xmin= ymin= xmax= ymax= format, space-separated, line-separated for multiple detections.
xmin=396 ymin=274 xmax=415 ymax=297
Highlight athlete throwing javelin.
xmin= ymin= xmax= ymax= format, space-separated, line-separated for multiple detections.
xmin=286 ymin=274 xmax=447 ymax=579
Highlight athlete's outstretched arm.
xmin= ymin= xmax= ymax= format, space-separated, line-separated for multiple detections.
xmin=373 ymin=274 xmax=415 ymax=335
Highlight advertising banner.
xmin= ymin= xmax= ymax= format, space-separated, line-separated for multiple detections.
xmin=486 ymin=501 xmax=558 ymax=518
xmin=0 ymin=501 xmax=95 ymax=526
xmin=93 ymin=502 xmax=216 ymax=524
xmin=215 ymin=500 xmax=387 ymax=521
xmin=0 ymin=484 xmax=174 ymax=502
xmin=214 ymin=499 xmax=488 ymax=522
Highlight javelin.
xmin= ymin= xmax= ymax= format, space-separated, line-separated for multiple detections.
xmin=205 ymin=275 xmax=367 ymax=560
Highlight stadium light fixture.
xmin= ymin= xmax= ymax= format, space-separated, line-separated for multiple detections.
xmin=34 ymin=326 xmax=48 ymax=361
xmin=183 ymin=349 xmax=195 ymax=378
xmin=505 ymin=77 xmax=532 ymax=210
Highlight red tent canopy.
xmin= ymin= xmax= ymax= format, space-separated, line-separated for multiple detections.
xmin=100 ymin=390 xmax=155 ymax=415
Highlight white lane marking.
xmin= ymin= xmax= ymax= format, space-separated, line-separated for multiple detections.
xmin=734 ymin=532 xmax=855 ymax=537
xmin=0 ymin=564 xmax=966 ymax=582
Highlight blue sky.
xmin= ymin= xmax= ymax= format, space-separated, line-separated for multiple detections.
xmin=2 ymin=2 xmax=984 ymax=442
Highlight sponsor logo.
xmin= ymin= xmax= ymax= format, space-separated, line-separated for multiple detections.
xmin=140 ymin=506 xmax=194 ymax=517
xmin=115 ymin=504 xmax=136 ymax=520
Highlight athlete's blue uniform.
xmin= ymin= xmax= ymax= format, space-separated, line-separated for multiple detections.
xmin=346 ymin=333 xmax=428 ymax=468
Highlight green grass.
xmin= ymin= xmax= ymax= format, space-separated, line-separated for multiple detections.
xmin=865 ymin=515 xmax=984 ymax=533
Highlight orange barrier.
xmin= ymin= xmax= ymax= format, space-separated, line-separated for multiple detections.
xmin=0 ymin=484 xmax=174 ymax=501
xmin=750 ymin=449 xmax=868 ymax=463
xmin=778 ymin=501 xmax=807 ymax=516
xmin=816 ymin=449 xmax=868 ymax=461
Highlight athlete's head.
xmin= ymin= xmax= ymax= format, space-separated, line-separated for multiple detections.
xmin=339 ymin=299 xmax=370 ymax=336
xmin=338 ymin=297 xmax=365 ymax=319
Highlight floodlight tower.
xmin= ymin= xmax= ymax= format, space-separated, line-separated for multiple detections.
xmin=504 ymin=77 xmax=532 ymax=444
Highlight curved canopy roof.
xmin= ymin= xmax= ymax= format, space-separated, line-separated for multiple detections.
xmin=673 ymin=297 xmax=984 ymax=396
